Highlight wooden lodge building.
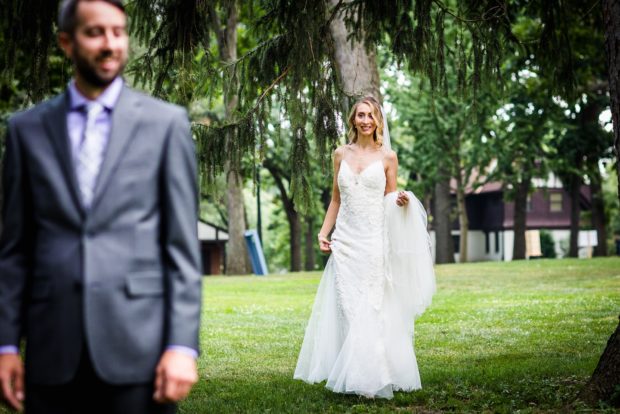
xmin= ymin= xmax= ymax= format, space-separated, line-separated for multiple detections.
xmin=430 ymin=174 xmax=597 ymax=262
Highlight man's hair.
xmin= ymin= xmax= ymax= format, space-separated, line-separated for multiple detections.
xmin=58 ymin=0 xmax=126 ymax=34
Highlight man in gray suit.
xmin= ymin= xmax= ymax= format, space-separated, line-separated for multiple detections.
xmin=0 ymin=0 xmax=202 ymax=412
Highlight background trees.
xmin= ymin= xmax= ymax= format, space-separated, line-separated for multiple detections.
xmin=1 ymin=0 xmax=618 ymax=268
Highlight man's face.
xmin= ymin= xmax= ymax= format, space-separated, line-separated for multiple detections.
xmin=59 ymin=1 xmax=129 ymax=88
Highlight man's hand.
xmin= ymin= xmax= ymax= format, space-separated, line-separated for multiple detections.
xmin=0 ymin=353 xmax=24 ymax=412
xmin=153 ymin=350 xmax=198 ymax=404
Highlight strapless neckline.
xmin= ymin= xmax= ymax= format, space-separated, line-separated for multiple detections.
xmin=341 ymin=158 xmax=383 ymax=176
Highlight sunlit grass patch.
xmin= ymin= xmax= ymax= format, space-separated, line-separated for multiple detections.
xmin=187 ymin=258 xmax=619 ymax=413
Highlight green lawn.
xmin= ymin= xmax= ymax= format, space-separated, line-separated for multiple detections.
xmin=1 ymin=258 xmax=617 ymax=413
xmin=184 ymin=258 xmax=620 ymax=413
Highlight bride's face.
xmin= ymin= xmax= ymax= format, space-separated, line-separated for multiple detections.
xmin=355 ymin=103 xmax=377 ymax=136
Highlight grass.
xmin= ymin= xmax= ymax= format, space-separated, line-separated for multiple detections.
xmin=2 ymin=258 xmax=618 ymax=413
xmin=184 ymin=258 xmax=620 ymax=413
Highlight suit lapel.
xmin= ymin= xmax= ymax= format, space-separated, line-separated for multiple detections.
xmin=90 ymin=86 xmax=142 ymax=211
xmin=42 ymin=93 xmax=85 ymax=217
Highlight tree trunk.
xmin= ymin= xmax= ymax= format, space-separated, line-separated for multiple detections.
xmin=224 ymin=167 xmax=250 ymax=274
xmin=512 ymin=178 xmax=529 ymax=260
xmin=433 ymin=175 xmax=455 ymax=264
xmin=456 ymin=179 xmax=468 ymax=263
xmin=590 ymin=169 xmax=608 ymax=257
xmin=328 ymin=0 xmax=382 ymax=104
xmin=580 ymin=315 xmax=620 ymax=406
xmin=304 ymin=215 xmax=316 ymax=271
xmin=264 ymin=162 xmax=303 ymax=272
xmin=603 ymin=0 xmax=620 ymax=205
xmin=568 ymin=177 xmax=581 ymax=258
xmin=215 ymin=2 xmax=251 ymax=275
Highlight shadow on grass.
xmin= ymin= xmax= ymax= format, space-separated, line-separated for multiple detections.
xmin=180 ymin=356 xmax=606 ymax=414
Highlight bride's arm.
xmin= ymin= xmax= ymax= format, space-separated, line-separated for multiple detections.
xmin=317 ymin=147 xmax=343 ymax=252
xmin=384 ymin=150 xmax=409 ymax=206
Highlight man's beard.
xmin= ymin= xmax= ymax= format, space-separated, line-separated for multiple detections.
xmin=73 ymin=48 xmax=126 ymax=88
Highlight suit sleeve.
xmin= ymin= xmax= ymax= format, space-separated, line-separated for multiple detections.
xmin=161 ymin=109 xmax=202 ymax=353
xmin=0 ymin=119 xmax=33 ymax=347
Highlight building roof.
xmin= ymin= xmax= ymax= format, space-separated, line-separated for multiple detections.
xmin=449 ymin=162 xmax=568 ymax=195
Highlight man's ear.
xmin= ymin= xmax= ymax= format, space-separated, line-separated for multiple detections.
xmin=58 ymin=32 xmax=73 ymax=59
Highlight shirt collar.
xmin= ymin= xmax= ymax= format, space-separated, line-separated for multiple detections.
xmin=68 ymin=76 xmax=124 ymax=112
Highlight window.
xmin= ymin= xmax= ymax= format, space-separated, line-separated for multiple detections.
xmin=526 ymin=195 xmax=533 ymax=212
xmin=549 ymin=193 xmax=563 ymax=212
xmin=452 ymin=235 xmax=460 ymax=253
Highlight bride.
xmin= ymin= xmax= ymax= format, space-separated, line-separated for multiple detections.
xmin=294 ymin=96 xmax=436 ymax=399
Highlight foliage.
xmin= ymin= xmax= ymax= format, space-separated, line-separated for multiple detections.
xmin=539 ymin=230 xmax=556 ymax=258
xmin=513 ymin=0 xmax=606 ymax=100
xmin=173 ymin=258 xmax=620 ymax=413
xmin=1 ymin=0 xmax=617 ymax=270
xmin=0 ymin=3 xmax=68 ymax=114
xmin=348 ymin=0 xmax=517 ymax=97
xmin=548 ymin=92 xmax=612 ymax=192
xmin=126 ymin=0 xmax=215 ymax=105
xmin=531 ymin=0 xmax=613 ymax=209
xmin=180 ymin=0 xmax=343 ymax=204
xmin=484 ymin=56 xmax=561 ymax=199
xmin=603 ymin=163 xmax=620 ymax=249
xmin=260 ymin=188 xmax=292 ymax=272
xmin=386 ymin=66 xmax=495 ymax=199
xmin=260 ymin=99 xmax=332 ymax=270
xmin=0 ymin=0 xmax=65 ymax=105
xmin=1 ymin=0 xmax=531 ymax=208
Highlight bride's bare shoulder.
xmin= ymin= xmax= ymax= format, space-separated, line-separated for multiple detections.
xmin=383 ymin=148 xmax=398 ymax=164
xmin=334 ymin=145 xmax=352 ymax=160
xmin=333 ymin=145 xmax=348 ymax=166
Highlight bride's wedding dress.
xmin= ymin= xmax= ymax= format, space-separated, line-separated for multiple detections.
xmin=294 ymin=158 xmax=436 ymax=399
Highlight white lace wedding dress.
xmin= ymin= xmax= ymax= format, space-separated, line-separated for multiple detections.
xmin=294 ymin=158 xmax=436 ymax=399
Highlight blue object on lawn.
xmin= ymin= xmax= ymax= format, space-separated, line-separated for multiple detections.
xmin=244 ymin=229 xmax=269 ymax=275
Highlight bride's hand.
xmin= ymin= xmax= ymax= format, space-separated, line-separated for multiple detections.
xmin=396 ymin=191 xmax=409 ymax=207
xmin=317 ymin=234 xmax=331 ymax=253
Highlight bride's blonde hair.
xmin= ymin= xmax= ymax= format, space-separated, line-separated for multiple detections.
xmin=346 ymin=96 xmax=384 ymax=146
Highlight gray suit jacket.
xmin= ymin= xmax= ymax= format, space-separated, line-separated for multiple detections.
xmin=0 ymin=85 xmax=202 ymax=385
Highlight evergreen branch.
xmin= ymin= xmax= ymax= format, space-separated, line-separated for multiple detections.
xmin=221 ymin=33 xmax=286 ymax=68
xmin=264 ymin=159 xmax=294 ymax=212
xmin=584 ymin=0 xmax=601 ymax=17
xmin=257 ymin=66 xmax=291 ymax=104
xmin=194 ymin=64 xmax=291 ymax=133
xmin=325 ymin=0 xmax=346 ymax=26
xmin=431 ymin=0 xmax=507 ymax=24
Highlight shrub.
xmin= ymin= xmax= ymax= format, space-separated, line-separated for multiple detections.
xmin=540 ymin=230 xmax=557 ymax=258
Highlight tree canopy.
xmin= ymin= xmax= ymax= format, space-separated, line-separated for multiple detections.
xmin=1 ymin=0 xmax=548 ymax=201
